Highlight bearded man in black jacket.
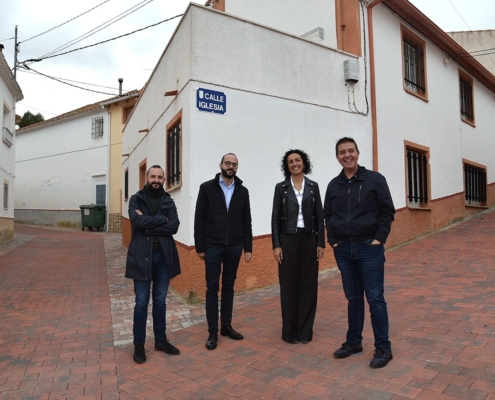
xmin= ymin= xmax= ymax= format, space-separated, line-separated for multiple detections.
xmin=194 ymin=153 xmax=253 ymax=351
xmin=125 ymin=165 xmax=181 ymax=364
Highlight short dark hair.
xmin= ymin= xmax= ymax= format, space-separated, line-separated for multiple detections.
xmin=146 ymin=165 xmax=164 ymax=176
xmin=335 ymin=137 xmax=359 ymax=156
xmin=280 ymin=149 xmax=312 ymax=179
xmin=220 ymin=153 xmax=237 ymax=163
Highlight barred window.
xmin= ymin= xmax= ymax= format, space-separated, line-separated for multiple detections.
xmin=402 ymin=27 xmax=427 ymax=99
xmin=92 ymin=116 xmax=104 ymax=139
xmin=124 ymin=169 xmax=129 ymax=200
xmin=167 ymin=112 xmax=182 ymax=191
xmin=464 ymin=163 xmax=486 ymax=206
xmin=3 ymin=182 xmax=8 ymax=209
xmin=406 ymin=149 xmax=429 ymax=207
xmin=460 ymin=72 xmax=474 ymax=123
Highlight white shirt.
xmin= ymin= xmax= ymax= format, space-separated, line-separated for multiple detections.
xmin=291 ymin=176 xmax=305 ymax=228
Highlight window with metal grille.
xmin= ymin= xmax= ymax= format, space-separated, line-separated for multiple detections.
xmin=3 ymin=183 xmax=8 ymax=209
xmin=167 ymin=118 xmax=182 ymax=190
xmin=402 ymin=28 xmax=426 ymax=98
xmin=96 ymin=184 xmax=106 ymax=205
xmin=464 ymin=163 xmax=486 ymax=206
xmin=460 ymin=73 xmax=474 ymax=123
xmin=92 ymin=116 xmax=104 ymax=139
xmin=406 ymin=149 xmax=429 ymax=207
xmin=124 ymin=169 xmax=129 ymax=200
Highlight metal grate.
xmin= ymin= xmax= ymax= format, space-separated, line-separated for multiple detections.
xmin=124 ymin=170 xmax=129 ymax=199
xmin=407 ymin=150 xmax=428 ymax=206
xmin=3 ymin=183 xmax=7 ymax=209
xmin=403 ymin=36 xmax=426 ymax=94
xmin=464 ymin=165 xmax=486 ymax=205
xmin=96 ymin=184 xmax=106 ymax=205
xmin=460 ymin=77 xmax=474 ymax=121
xmin=167 ymin=120 xmax=181 ymax=189
xmin=92 ymin=116 xmax=104 ymax=139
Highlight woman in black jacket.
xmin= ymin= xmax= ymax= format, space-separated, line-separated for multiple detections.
xmin=271 ymin=149 xmax=325 ymax=344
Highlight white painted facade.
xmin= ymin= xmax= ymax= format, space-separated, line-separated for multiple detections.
xmin=0 ymin=46 xmax=23 ymax=241
xmin=373 ymin=5 xmax=495 ymax=209
xmin=15 ymin=109 xmax=110 ymax=226
xmin=122 ymin=4 xmax=370 ymax=245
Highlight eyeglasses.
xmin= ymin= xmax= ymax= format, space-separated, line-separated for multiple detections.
xmin=223 ymin=161 xmax=238 ymax=168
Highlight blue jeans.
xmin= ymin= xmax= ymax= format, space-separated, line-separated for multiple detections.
xmin=133 ymin=249 xmax=170 ymax=345
xmin=333 ymin=240 xmax=391 ymax=350
xmin=204 ymin=244 xmax=243 ymax=333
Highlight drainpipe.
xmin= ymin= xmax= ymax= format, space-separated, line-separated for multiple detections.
xmin=366 ymin=0 xmax=384 ymax=171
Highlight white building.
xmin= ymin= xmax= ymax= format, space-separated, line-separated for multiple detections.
xmin=122 ymin=1 xmax=495 ymax=299
xmin=15 ymin=90 xmax=139 ymax=229
xmin=0 ymin=44 xmax=23 ymax=244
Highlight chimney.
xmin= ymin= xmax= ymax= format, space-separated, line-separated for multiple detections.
xmin=118 ymin=78 xmax=123 ymax=95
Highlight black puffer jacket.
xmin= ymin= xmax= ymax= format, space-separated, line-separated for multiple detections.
xmin=323 ymin=166 xmax=395 ymax=246
xmin=194 ymin=173 xmax=252 ymax=253
xmin=125 ymin=188 xmax=181 ymax=280
xmin=271 ymin=177 xmax=325 ymax=249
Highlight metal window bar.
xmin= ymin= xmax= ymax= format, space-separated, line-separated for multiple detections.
xmin=3 ymin=183 xmax=7 ymax=209
xmin=464 ymin=165 xmax=486 ymax=204
xmin=167 ymin=121 xmax=181 ymax=187
xmin=92 ymin=117 xmax=104 ymax=139
xmin=460 ymin=78 xmax=474 ymax=121
xmin=407 ymin=150 xmax=428 ymax=205
xmin=403 ymin=37 xmax=426 ymax=94
xmin=124 ymin=171 xmax=129 ymax=199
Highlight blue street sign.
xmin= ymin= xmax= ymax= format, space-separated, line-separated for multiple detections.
xmin=196 ymin=88 xmax=226 ymax=115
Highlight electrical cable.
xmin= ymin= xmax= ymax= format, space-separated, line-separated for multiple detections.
xmin=0 ymin=37 xmax=14 ymax=41
xmin=18 ymin=103 xmax=58 ymax=117
xmin=18 ymin=69 xmax=131 ymax=91
xmin=20 ymin=14 xmax=183 ymax=65
xmin=19 ymin=0 xmax=111 ymax=44
xmin=20 ymin=65 xmax=118 ymax=95
xmin=38 ymin=0 xmax=152 ymax=60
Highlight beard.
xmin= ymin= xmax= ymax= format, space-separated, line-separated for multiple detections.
xmin=147 ymin=181 xmax=164 ymax=192
xmin=220 ymin=167 xmax=236 ymax=179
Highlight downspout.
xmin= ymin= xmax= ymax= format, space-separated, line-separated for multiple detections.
xmin=366 ymin=0 xmax=384 ymax=171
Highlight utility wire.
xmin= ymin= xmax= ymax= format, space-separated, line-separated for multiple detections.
xmin=38 ymin=0 xmax=152 ymax=60
xmin=21 ymin=65 xmax=118 ymax=95
xmin=20 ymin=0 xmax=111 ymax=44
xmin=0 ymin=37 xmax=14 ymax=41
xmin=446 ymin=0 xmax=495 ymax=67
xmin=18 ymin=103 xmax=58 ymax=117
xmin=18 ymin=69 xmax=131 ymax=91
xmin=20 ymin=14 xmax=183 ymax=65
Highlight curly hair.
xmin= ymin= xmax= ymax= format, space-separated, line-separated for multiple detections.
xmin=280 ymin=149 xmax=312 ymax=179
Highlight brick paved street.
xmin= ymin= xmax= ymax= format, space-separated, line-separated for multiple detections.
xmin=1 ymin=209 xmax=495 ymax=399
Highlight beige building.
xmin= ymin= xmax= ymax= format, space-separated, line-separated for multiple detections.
xmin=446 ymin=30 xmax=495 ymax=76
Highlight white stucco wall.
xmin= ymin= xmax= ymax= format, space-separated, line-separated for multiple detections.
xmin=15 ymin=110 xmax=110 ymax=211
xmin=224 ymin=0 xmax=338 ymax=48
xmin=123 ymin=4 xmax=371 ymax=245
xmin=0 ymin=77 xmax=16 ymax=219
xmin=372 ymin=5 xmax=495 ymax=210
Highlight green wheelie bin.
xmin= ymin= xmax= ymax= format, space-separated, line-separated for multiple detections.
xmin=79 ymin=204 xmax=106 ymax=231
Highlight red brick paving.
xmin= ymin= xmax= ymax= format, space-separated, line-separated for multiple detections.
xmin=1 ymin=209 xmax=495 ymax=399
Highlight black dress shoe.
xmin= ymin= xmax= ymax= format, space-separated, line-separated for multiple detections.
xmin=133 ymin=344 xmax=146 ymax=364
xmin=282 ymin=337 xmax=298 ymax=344
xmin=155 ymin=340 xmax=180 ymax=355
xmin=370 ymin=348 xmax=393 ymax=368
xmin=220 ymin=325 xmax=244 ymax=340
xmin=206 ymin=333 xmax=218 ymax=350
xmin=333 ymin=342 xmax=363 ymax=359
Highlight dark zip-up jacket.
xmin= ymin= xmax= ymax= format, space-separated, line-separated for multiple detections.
xmin=323 ymin=166 xmax=395 ymax=246
xmin=271 ymin=177 xmax=325 ymax=249
xmin=194 ymin=173 xmax=253 ymax=253
xmin=125 ymin=187 xmax=181 ymax=280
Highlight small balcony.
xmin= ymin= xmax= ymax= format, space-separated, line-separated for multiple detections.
xmin=2 ymin=127 xmax=14 ymax=147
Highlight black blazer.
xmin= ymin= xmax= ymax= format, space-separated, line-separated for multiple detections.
xmin=271 ymin=177 xmax=325 ymax=249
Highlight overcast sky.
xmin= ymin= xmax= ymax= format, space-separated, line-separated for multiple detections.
xmin=1 ymin=0 xmax=494 ymax=119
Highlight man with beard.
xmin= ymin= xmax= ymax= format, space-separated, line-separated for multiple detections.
xmin=194 ymin=153 xmax=253 ymax=350
xmin=125 ymin=165 xmax=181 ymax=364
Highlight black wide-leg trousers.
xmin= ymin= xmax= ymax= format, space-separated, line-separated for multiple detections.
xmin=278 ymin=230 xmax=319 ymax=343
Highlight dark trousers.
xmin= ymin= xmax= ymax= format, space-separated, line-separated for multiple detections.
xmin=333 ymin=240 xmax=391 ymax=350
xmin=204 ymin=243 xmax=244 ymax=333
xmin=133 ymin=249 xmax=170 ymax=345
xmin=278 ymin=231 xmax=319 ymax=343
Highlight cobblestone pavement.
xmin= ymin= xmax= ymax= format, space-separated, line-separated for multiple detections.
xmin=1 ymin=209 xmax=495 ymax=399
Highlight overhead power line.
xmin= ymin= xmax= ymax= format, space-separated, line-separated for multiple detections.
xmin=39 ymin=0 xmax=153 ymax=60
xmin=18 ymin=69 xmax=131 ymax=91
xmin=20 ymin=0 xmax=111 ymax=44
xmin=20 ymin=14 xmax=183 ymax=65
xmin=21 ymin=65 xmax=118 ymax=96
xmin=0 ymin=37 xmax=14 ymax=41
